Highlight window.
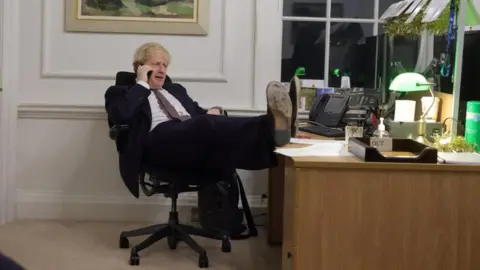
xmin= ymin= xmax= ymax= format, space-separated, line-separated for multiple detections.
xmin=280 ymin=0 xmax=398 ymax=87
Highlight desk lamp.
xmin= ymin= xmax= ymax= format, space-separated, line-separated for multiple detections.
xmin=389 ymin=72 xmax=435 ymax=144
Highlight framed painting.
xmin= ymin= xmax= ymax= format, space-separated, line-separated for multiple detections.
xmin=65 ymin=0 xmax=210 ymax=35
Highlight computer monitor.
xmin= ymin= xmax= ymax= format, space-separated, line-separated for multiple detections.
xmin=431 ymin=31 xmax=480 ymax=126
xmin=339 ymin=33 xmax=417 ymax=121
xmin=460 ymin=31 xmax=480 ymax=101
xmin=351 ymin=34 xmax=419 ymax=105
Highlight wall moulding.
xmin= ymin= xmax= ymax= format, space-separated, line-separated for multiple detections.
xmin=40 ymin=0 xmax=227 ymax=83
xmin=15 ymin=189 xmax=267 ymax=222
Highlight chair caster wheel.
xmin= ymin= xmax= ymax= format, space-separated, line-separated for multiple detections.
xmin=119 ymin=236 xmax=129 ymax=249
xmin=129 ymin=250 xmax=140 ymax=266
xmin=168 ymin=235 xmax=178 ymax=250
xmin=221 ymin=236 xmax=231 ymax=253
xmin=198 ymin=254 xmax=209 ymax=268
xmin=250 ymin=228 xmax=258 ymax=237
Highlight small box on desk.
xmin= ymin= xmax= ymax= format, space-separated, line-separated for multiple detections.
xmin=348 ymin=137 xmax=438 ymax=163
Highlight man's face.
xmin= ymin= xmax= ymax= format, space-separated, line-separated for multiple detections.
xmin=144 ymin=49 xmax=169 ymax=89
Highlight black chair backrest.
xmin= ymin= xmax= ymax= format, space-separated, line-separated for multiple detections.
xmin=115 ymin=72 xmax=136 ymax=86
xmin=109 ymin=71 xmax=174 ymax=139
xmin=115 ymin=71 xmax=173 ymax=86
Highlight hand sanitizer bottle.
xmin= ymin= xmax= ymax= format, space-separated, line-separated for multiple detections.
xmin=373 ymin=117 xmax=390 ymax=138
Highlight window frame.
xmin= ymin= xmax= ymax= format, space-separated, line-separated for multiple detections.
xmin=281 ymin=0 xmax=381 ymax=86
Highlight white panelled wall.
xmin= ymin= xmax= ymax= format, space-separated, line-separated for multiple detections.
xmin=1 ymin=0 xmax=284 ymax=223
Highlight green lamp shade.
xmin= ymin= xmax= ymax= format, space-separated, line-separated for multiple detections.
xmin=389 ymin=72 xmax=430 ymax=92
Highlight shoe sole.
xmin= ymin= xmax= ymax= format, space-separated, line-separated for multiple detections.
xmin=266 ymin=81 xmax=292 ymax=146
xmin=289 ymin=76 xmax=301 ymax=137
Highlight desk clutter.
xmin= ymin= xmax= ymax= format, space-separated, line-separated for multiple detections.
xmin=280 ymin=135 xmax=480 ymax=165
xmin=297 ymin=88 xmax=379 ymax=139
xmin=280 ymin=72 xmax=480 ymax=164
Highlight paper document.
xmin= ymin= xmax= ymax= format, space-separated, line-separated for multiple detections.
xmin=438 ymin=152 xmax=480 ymax=164
xmin=275 ymin=141 xmax=352 ymax=157
xmin=290 ymin=138 xmax=338 ymax=145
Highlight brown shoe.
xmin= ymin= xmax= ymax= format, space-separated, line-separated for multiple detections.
xmin=266 ymin=81 xmax=293 ymax=146
xmin=289 ymin=76 xmax=301 ymax=137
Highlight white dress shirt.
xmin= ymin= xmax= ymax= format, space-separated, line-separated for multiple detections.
xmin=137 ymin=81 xmax=191 ymax=131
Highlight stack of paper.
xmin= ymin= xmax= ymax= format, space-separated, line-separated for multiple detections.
xmin=289 ymin=138 xmax=336 ymax=145
xmin=275 ymin=140 xmax=352 ymax=157
xmin=438 ymin=152 xmax=480 ymax=164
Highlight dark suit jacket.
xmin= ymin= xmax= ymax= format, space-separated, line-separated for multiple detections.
xmin=0 ymin=252 xmax=24 ymax=270
xmin=104 ymin=80 xmax=207 ymax=198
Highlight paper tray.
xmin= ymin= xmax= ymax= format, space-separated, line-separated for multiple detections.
xmin=348 ymin=137 xmax=438 ymax=163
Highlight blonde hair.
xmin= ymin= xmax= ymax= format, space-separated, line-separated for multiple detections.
xmin=132 ymin=42 xmax=171 ymax=73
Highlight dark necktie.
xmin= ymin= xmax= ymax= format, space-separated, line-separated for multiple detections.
xmin=152 ymin=89 xmax=191 ymax=121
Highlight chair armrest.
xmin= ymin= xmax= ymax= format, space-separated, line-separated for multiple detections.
xmin=109 ymin=124 xmax=130 ymax=140
xmin=108 ymin=110 xmax=228 ymax=140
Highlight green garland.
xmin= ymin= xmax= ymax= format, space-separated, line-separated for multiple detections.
xmin=383 ymin=0 xmax=459 ymax=37
xmin=430 ymin=132 xmax=476 ymax=152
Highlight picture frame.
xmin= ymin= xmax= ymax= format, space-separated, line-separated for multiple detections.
xmin=65 ymin=0 xmax=210 ymax=36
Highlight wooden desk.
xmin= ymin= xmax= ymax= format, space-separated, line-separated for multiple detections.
xmin=268 ymin=133 xmax=480 ymax=270
xmin=267 ymin=131 xmax=328 ymax=244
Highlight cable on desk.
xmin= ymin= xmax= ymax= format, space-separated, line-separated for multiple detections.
xmin=306 ymin=120 xmax=344 ymax=131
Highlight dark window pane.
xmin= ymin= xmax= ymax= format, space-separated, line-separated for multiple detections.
xmin=328 ymin=23 xmax=375 ymax=87
xmin=433 ymin=33 xmax=480 ymax=122
xmin=433 ymin=34 xmax=454 ymax=95
xmin=459 ymin=33 xmax=480 ymax=105
xmin=335 ymin=0 xmax=374 ymax=19
xmin=281 ymin=21 xmax=326 ymax=82
xmin=283 ymin=1 xmax=327 ymax=18
xmin=378 ymin=23 xmax=385 ymax=35
xmin=330 ymin=33 xmax=420 ymax=90
xmin=390 ymin=37 xmax=420 ymax=72
xmin=283 ymin=0 xmax=376 ymax=19
xmin=434 ymin=35 xmax=448 ymax=57
xmin=379 ymin=0 xmax=401 ymax=19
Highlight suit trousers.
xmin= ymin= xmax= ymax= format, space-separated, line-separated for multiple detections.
xmin=0 ymin=252 xmax=24 ymax=270
xmin=144 ymin=114 xmax=277 ymax=171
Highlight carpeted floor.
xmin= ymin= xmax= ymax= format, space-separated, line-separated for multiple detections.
xmin=0 ymin=220 xmax=281 ymax=270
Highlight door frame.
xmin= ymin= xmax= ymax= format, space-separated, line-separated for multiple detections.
xmin=0 ymin=0 xmax=19 ymax=224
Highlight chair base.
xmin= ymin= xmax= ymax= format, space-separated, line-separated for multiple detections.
xmin=119 ymin=212 xmax=231 ymax=268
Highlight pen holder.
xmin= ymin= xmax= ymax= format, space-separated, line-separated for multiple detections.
xmin=345 ymin=125 xmax=363 ymax=147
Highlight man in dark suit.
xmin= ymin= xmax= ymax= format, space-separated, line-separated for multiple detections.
xmin=105 ymin=42 xmax=296 ymax=198
xmin=0 ymin=252 xmax=25 ymax=270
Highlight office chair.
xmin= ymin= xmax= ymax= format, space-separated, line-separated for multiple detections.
xmin=109 ymin=72 xmax=232 ymax=268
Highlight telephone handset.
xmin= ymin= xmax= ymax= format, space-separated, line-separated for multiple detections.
xmin=134 ymin=62 xmax=152 ymax=79
xmin=308 ymin=93 xmax=349 ymax=127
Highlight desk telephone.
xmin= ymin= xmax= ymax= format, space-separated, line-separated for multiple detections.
xmin=309 ymin=94 xmax=350 ymax=126
xmin=299 ymin=93 xmax=349 ymax=137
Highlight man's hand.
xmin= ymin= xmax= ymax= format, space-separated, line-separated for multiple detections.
xmin=207 ymin=107 xmax=222 ymax=115
xmin=136 ymin=65 xmax=153 ymax=83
